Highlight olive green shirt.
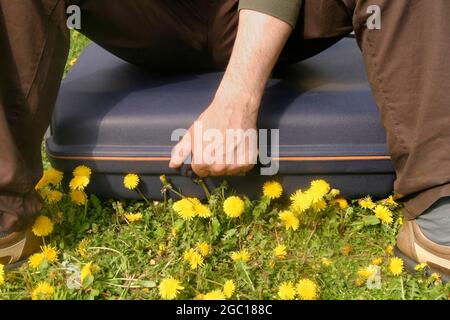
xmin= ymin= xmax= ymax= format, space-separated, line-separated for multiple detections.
xmin=239 ymin=0 xmax=302 ymax=28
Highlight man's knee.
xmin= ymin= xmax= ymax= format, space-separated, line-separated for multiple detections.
xmin=0 ymin=160 xmax=33 ymax=195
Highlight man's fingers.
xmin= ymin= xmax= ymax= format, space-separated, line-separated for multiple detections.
xmin=209 ymin=165 xmax=227 ymax=177
xmin=192 ymin=164 xmax=209 ymax=177
xmin=169 ymin=132 xmax=192 ymax=168
xmin=227 ymin=164 xmax=254 ymax=176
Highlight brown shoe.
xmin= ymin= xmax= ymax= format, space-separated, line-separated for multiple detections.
xmin=0 ymin=227 xmax=42 ymax=270
xmin=395 ymin=220 xmax=450 ymax=283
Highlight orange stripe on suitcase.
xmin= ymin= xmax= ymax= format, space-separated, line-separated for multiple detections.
xmin=48 ymin=154 xmax=391 ymax=162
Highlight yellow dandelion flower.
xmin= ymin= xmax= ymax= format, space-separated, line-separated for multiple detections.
xmin=70 ymin=190 xmax=87 ymax=206
xmin=278 ymin=210 xmax=299 ymax=231
xmin=125 ymin=212 xmax=144 ymax=223
xmin=183 ymin=249 xmax=204 ymax=270
xmin=39 ymin=189 xmax=50 ymax=200
xmin=194 ymin=293 xmax=205 ymax=300
xmin=35 ymin=176 xmax=48 ymax=191
xmin=290 ymin=190 xmax=312 ymax=213
xmin=73 ymin=165 xmax=92 ymax=177
xmin=41 ymin=245 xmax=58 ymax=263
xmin=321 ymin=257 xmax=332 ymax=267
xmin=278 ymin=282 xmax=296 ymax=300
xmin=329 ymin=188 xmax=341 ymax=197
xmin=159 ymin=278 xmax=184 ymax=300
xmin=273 ymin=244 xmax=287 ymax=260
xmin=296 ymin=278 xmax=319 ymax=300
xmin=183 ymin=249 xmax=196 ymax=263
xmin=223 ymin=280 xmax=236 ymax=299
xmin=373 ymin=205 xmax=393 ymax=225
xmin=312 ymin=199 xmax=327 ymax=212
xmin=173 ymin=198 xmax=210 ymax=218
xmin=0 ymin=264 xmax=5 ymax=285
xmin=171 ymin=226 xmax=179 ymax=237
xmin=335 ymin=197 xmax=349 ymax=210
xmin=80 ymin=262 xmax=97 ymax=284
xmin=357 ymin=265 xmax=377 ymax=280
xmin=159 ymin=174 xmax=169 ymax=185
xmin=56 ymin=211 xmax=64 ymax=221
xmin=230 ymin=249 xmax=250 ymax=263
xmin=308 ymin=179 xmax=330 ymax=204
xmin=196 ymin=204 xmax=212 ymax=218
xmin=28 ymin=253 xmax=44 ymax=269
xmin=263 ymin=181 xmax=283 ymax=199
xmin=69 ymin=175 xmax=90 ymax=191
xmin=44 ymin=190 xmax=63 ymax=204
xmin=355 ymin=278 xmax=365 ymax=287
xmin=32 ymin=216 xmax=54 ymax=237
xmin=388 ymin=257 xmax=404 ymax=276
xmin=123 ymin=173 xmax=140 ymax=190
xmin=188 ymin=255 xmax=204 ymax=270
xmin=359 ymin=196 xmax=376 ymax=209
xmin=223 ymin=196 xmax=245 ymax=218
xmin=385 ymin=245 xmax=394 ymax=256
xmin=341 ymin=245 xmax=352 ymax=256
xmin=384 ymin=195 xmax=398 ymax=207
xmin=190 ymin=198 xmax=211 ymax=218
xmin=31 ymin=282 xmax=54 ymax=300
xmin=45 ymin=168 xmax=64 ymax=185
xmin=372 ymin=257 xmax=383 ymax=266
xmin=414 ymin=263 xmax=427 ymax=271
xmin=80 ymin=263 xmax=92 ymax=283
xmin=203 ymin=290 xmax=225 ymax=300
xmin=157 ymin=244 xmax=166 ymax=256
xmin=78 ymin=239 xmax=90 ymax=257
xmin=196 ymin=242 xmax=210 ymax=257
xmin=173 ymin=198 xmax=197 ymax=221
xmin=69 ymin=58 xmax=77 ymax=66
xmin=430 ymin=273 xmax=441 ymax=282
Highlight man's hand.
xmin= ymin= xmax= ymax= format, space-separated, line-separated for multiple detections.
xmin=169 ymin=10 xmax=293 ymax=177
xmin=169 ymin=87 xmax=260 ymax=177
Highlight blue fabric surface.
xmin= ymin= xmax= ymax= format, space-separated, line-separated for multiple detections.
xmin=47 ymin=37 xmax=395 ymax=199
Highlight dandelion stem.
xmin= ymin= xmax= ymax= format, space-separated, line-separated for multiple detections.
xmin=299 ymin=226 xmax=317 ymax=265
xmin=119 ymin=273 xmax=135 ymax=299
xmin=198 ymin=276 xmax=223 ymax=287
xmin=195 ymin=178 xmax=211 ymax=199
xmin=400 ymin=276 xmax=405 ymax=300
xmin=241 ymin=263 xmax=255 ymax=292
xmin=186 ymin=220 xmax=191 ymax=247
xmin=162 ymin=257 xmax=176 ymax=271
xmin=170 ymin=206 xmax=175 ymax=225
xmin=84 ymin=200 xmax=88 ymax=220
xmin=136 ymin=188 xmax=151 ymax=206
xmin=89 ymin=246 xmax=123 ymax=255
xmin=166 ymin=186 xmax=185 ymax=199
xmin=163 ymin=188 xmax=168 ymax=210
xmin=103 ymin=282 xmax=143 ymax=289
xmin=196 ymin=269 xmax=201 ymax=290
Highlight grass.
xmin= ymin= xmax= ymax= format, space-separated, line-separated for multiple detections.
xmin=64 ymin=32 xmax=91 ymax=75
xmin=0 ymin=32 xmax=448 ymax=300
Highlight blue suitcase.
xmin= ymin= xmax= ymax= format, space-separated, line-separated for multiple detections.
xmin=46 ymin=37 xmax=395 ymax=199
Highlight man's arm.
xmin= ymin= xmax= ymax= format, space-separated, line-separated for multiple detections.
xmin=169 ymin=9 xmax=293 ymax=176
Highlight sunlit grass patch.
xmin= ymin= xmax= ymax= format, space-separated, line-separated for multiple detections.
xmin=0 ymin=165 xmax=448 ymax=300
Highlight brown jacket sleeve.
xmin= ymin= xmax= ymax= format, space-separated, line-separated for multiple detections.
xmin=238 ymin=0 xmax=302 ymax=28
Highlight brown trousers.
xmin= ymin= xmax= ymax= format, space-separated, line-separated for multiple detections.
xmin=1 ymin=0 xmax=449 ymax=232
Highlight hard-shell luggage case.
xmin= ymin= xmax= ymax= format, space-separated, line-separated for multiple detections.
xmin=46 ymin=37 xmax=395 ymax=199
